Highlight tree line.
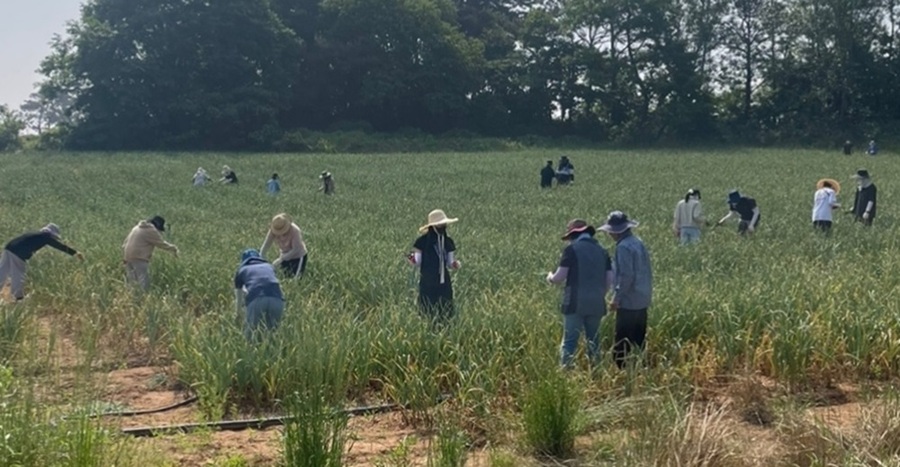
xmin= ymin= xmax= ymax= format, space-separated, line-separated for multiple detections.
xmin=9 ymin=0 xmax=900 ymax=150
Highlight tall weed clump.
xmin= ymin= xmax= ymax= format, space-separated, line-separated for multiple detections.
xmin=0 ymin=305 xmax=28 ymax=365
xmin=281 ymin=388 xmax=349 ymax=467
xmin=521 ymin=372 xmax=579 ymax=458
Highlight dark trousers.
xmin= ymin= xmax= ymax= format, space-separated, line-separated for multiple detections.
xmin=813 ymin=220 xmax=832 ymax=233
xmin=280 ymin=254 xmax=308 ymax=277
xmin=614 ymin=308 xmax=648 ymax=368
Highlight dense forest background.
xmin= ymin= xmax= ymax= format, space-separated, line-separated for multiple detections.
xmin=5 ymin=0 xmax=900 ymax=151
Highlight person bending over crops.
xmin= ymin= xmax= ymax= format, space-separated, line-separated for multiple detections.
xmin=717 ymin=190 xmax=760 ymax=235
xmin=219 ymin=165 xmax=238 ymax=184
xmin=849 ymin=169 xmax=877 ymax=226
xmin=0 ymin=224 xmax=83 ymax=302
xmin=812 ymin=179 xmax=841 ymax=233
xmin=122 ymin=216 xmax=178 ymax=291
xmin=540 ymin=160 xmax=555 ymax=188
xmin=409 ymin=209 xmax=461 ymax=324
xmin=672 ymin=188 xmax=707 ymax=245
xmin=318 ymin=171 xmax=335 ymax=195
xmin=192 ymin=167 xmax=210 ymax=187
xmin=234 ymin=249 xmax=284 ymax=338
xmin=599 ymin=211 xmax=652 ymax=369
xmin=267 ymin=173 xmax=281 ymax=196
xmin=546 ymin=219 xmax=613 ymax=368
xmin=260 ymin=213 xmax=308 ymax=278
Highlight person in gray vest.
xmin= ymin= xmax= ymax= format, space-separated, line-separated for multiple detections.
xmin=598 ymin=211 xmax=652 ymax=368
xmin=546 ymin=219 xmax=613 ymax=368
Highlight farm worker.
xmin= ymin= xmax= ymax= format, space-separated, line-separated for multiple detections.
xmin=260 ymin=213 xmax=308 ymax=277
xmin=219 ymin=165 xmax=238 ymax=184
xmin=267 ymin=173 xmax=280 ymax=195
xmin=843 ymin=140 xmax=852 ymax=155
xmin=122 ymin=216 xmax=178 ymax=291
xmin=540 ymin=160 xmax=555 ymax=188
xmin=850 ymin=169 xmax=877 ymax=226
xmin=556 ymin=156 xmax=574 ymax=185
xmin=598 ymin=211 xmax=652 ymax=369
xmin=672 ymin=188 xmax=707 ymax=245
xmin=192 ymin=167 xmax=210 ymax=187
xmin=0 ymin=224 xmax=83 ymax=302
xmin=868 ymin=140 xmax=878 ymax=156
xmin=546 ymin=219 xmax=613 ymax=368
xmin=716 ymin=190 xmax=760 ymax=235
xmin=409 ymin=209 xmax=460 ymax=324
xmin=234 ymin=249 xmax=284 ymax=338
xmin=318 ymin=171 xmax=335 ymax=195
xmin=812 ymin=179 xmax=841 ymax=233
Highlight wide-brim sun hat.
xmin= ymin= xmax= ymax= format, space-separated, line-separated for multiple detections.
xmin=817 ymin=178 xmax=841 ymax=194
xmin=41 ymin=223 xmax=61 ymax=239
xmin=562 ymin=219 xmax=595 ymax=239
xmin=597 ymin=211 xmax=639 ymax=234
xmin=320 ymin=171 xmax=332 ymax=179
xmin=419 ymin=209 xmax=458 ymax=233
xmin=148 ymin=215 xmax=166 ymax=232
xmin=270 ymin=213 xmax=293 ymax=236
xmin=852 ymin=169 xmax=871 ymax=179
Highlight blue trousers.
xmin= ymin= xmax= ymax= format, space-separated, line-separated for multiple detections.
xmin=560 ymin=313 xmax=603 ymax=367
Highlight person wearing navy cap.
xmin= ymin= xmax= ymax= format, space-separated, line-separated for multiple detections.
xmin=717 ymin=190 xmax=760 ymax=235
xmin=234 ymin=249 xmax=284 ymax=338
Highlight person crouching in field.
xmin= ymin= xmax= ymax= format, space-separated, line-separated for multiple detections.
xmin=319 ymin=171 xmax=335 ymax=195
xmin=122 ymin=216 xmax=179 ymax=291
xmin=813 ymin=179 xmax=841 ymax=234
xmin=717 ymin=190 xmax=760 ymax=235
xmin=409 ymin=209 xmax=461 ymax=324
xmin=599 ymin=211 xmax=652 ymax=369
xmin=541 ymin=160 xmax=555 ymax=188
xmin=546 ymin=219 xmax=613 ymax=368
xmin=0 ymin=224 xmax=83 ymax=302
xmin=192 ymin=167 xmax=210 ymax=187
xmin=672 ymin=188 xmax=707 ymax=245
xmin=261 ymin=213 xmax=308 ymax=278
xmin=220 ymin=165 xmax=238 ymax=184
xmin=267 ymin=173 xmax=281 ymax=196
xmin=850 ymin=169 xmax=877 ymax=226
xmin=234 ymin=249 xmax=284 ymax=339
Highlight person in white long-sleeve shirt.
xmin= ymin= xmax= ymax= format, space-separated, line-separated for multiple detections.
xmin=812 ymin=179 xmax=841 ymax=233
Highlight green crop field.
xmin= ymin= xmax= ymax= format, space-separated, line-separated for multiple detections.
xmin=2 ymin=148 xmax=900 ymax=465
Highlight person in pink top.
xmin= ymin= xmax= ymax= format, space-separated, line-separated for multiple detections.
xmin=260 ymin=213 xmax=308 ymax=278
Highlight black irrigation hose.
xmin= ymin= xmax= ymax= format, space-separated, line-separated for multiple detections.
xmin=120 ymin=394 xmax=452 ymax=438
xmin=88 ymin=395 xmax=200 ymax=418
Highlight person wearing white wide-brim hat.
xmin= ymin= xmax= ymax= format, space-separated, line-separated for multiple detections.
xmin=408 ymin=209 xmax=460 ymax=324
xmin=260 ymin=213 xmax=308 ymax=277
xmin=598 ymin=210 xmax=652 ymax=369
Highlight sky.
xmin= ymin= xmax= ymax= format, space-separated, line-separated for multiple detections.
xmin=0 ymin=1 xmax=83 ymax=109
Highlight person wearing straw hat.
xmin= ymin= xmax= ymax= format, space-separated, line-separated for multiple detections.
xmin=716 ymin=190 xmax=760 ymax=235
xmin=409 ymin=209 xmax=461 ymax=323
xmin=598 ymin=211 xmax=652 ymax=369
xmin=849 ymin=169 xmax=877 ymax=226
xmin=318 ymin=171 xmax=335 ymax=195
xmin=0 ymin=224 xmax=83 ymax=302
xmin=192 ymin=167 xmax=210 ymax=187
xmin=123 ymin=216 xmax=178 ymax=291
xmin=812 ymin=178 xmax=841 ymax=233
xmin=672 ymin=188 xmax=707 ymax=245
xmin=546 ymin=219 xmax=613 ymax=368
xmin=260 ymin=213 xmax=308 ymax=277
xmin=219 ymin=165 xmax=238 ymax=184
xmin=234 ymin=249 xmax=284 ymax=338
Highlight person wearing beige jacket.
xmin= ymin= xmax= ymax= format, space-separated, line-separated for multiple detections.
xmin=123 ymin=216 xmax=178 ymax=290
xmin=260 ymin=213 xmax=308 ymax=278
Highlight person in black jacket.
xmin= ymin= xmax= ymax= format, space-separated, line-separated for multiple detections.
xmin=0 ymin=224 xmax=83 ymax=301
xmin=540 ymin=160 xmax=555 ymax=188
xmin=408 ymin=209 xmax=460 ymax=325
xmin=850 ymin=169 xmax=877 ymax=226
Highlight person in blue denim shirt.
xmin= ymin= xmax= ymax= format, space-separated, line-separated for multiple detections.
xmin=546 ymin=219 xmax=613 ymax=368
xmin=598 ymin=211 xmax=652 ymax=368
xmin=234 ymin=249 xmax=285 ymax=338
xmin=267 ymin=173 xmax=281 ymax=195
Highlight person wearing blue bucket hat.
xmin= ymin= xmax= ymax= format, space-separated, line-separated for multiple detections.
xmin=234 ymin=248 xmax=285 ymax=338
xmin=716 ymin=190 xmax=760 ymax=235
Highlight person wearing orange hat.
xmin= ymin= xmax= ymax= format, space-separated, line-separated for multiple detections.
xmin=408 ymin=209 xmax=460 ymax=323
xmin=812 ymin=179 xmax=841 ymax=233
xmin=546 ymin=219 xmax=613 ymax=368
